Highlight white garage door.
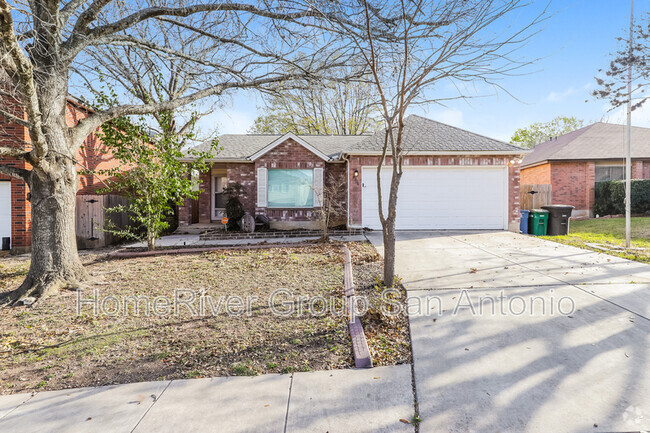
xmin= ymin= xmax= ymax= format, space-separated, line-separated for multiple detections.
xmin=361 ymin=166 xmax=508 ymax=230
xmin=0 ymin=181 xmax=11 ymax=243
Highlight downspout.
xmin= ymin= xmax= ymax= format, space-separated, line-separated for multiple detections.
xmin=342 ymin=153 xmax=351 ymax=229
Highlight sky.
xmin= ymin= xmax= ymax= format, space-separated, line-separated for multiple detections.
xmin=203 ymin=0 xmax=650 ymax=142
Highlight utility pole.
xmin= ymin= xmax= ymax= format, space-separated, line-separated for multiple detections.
xmin=625 ymin=0 xmax=634 ymax=249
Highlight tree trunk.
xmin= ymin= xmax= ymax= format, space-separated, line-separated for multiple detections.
xmin=147 ymin=231 xmax=156 ymax=251
xmin=382 ymin=218 xmax=396 ymax=287
xmin=9 ymin=160 xmax=88 ymax=303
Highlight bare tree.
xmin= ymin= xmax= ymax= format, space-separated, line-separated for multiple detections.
xmin=309 ymin=0 xmax=548 ymax=285
xmin=250 ymin=74 xmax=382 ymax=135
xmin=0 ymin=0 xmax=368 ymax=303
xmin=594 ymin=12 xmax=650 ymax=111
xmin=313 ymin=173 xmax=348 ymax=241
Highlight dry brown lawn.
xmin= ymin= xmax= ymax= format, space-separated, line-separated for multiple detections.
xmin=0 ymin=242 xmax=410 ymax=394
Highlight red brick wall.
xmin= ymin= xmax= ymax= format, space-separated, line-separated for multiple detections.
xmin=0 ymin=97 xmax=120 ymax=250
xmin=526 ymin=159 xmax=650 ymax=218
xmin=347 ymin=155 xmax=522 ymax=229
xmin=550 ymin=161 xmax=587 ymax=210
xmin=197 ymin=171 xmax=212 ymax=223
xmin=180 ymin=139 xmax=347 ymax=226
xmin=0 ymin=95 xmax=31 ymax=249
xmin=520 ymin=163 xmax=551 ymax=185
xmin=66 ymin=101 xmax=122 ymax=195
xmin=227 ymin=163 xmax=256 ymax=216
xmin=585 ymin=162 xmax=595 ymax=213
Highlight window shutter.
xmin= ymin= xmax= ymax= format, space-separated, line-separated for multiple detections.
xmin=313 ymin=167 xmax=324 ymax=207
xmin=257 ymin=167 xmax=268 ymax=207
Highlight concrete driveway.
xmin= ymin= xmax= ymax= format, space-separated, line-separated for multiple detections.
xmin=368 ymin=230 xmax=650 ymax=433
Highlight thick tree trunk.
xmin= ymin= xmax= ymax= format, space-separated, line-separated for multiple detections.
xmin=8 ymin=153 xmax=87 ymax=304
xmin=382 ymin=218 xmax=396 ymax=287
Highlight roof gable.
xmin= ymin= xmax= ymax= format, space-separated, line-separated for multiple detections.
xmin=248 ymin=133 xmax=331 ymax=161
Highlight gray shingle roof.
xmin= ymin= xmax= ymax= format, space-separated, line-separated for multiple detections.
xmin=188 ymin=114 xmax=525 ymax=161
xmin=356 ymin=115 xmax=526 ymax=153
xmin=188 ymin=134 xmax=366 ymax=160
xmin=522 ymin=122 xmax=650 ymax=167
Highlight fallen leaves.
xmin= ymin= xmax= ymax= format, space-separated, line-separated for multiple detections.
xmin=0 ymin=242 xmax=406 ymax=394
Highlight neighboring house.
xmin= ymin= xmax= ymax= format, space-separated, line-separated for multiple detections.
xmin=520 ymin=122 xmax=650 ymax=218
xmin=180 ymin=115 xmax=527 ymax=231
xmin=0 ymin=95 xmax=118 ymax=253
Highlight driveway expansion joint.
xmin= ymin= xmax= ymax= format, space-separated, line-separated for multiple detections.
xmin=130 ymin=380 xmax=172 ymax=433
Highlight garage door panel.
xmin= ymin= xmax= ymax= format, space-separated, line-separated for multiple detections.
xmin=0 ymin=181 xmax=11 ymax=242
xmin=361 ymin=167 xmax=507 ymax=230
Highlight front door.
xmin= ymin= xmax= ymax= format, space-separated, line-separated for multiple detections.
xmin=212 ymin=176 xmax=227 ymax=220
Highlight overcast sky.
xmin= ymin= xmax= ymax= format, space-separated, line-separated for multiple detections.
xmin=202 ymin=1 xmax=649 ymax=142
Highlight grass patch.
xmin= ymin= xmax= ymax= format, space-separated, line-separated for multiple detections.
xmin=543 ymin=217 xmax=650 ymax=263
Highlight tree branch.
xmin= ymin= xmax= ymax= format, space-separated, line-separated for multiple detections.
xmin=60 ymin=0 xmax=91 ymax=26
xmin=71 ymin=71 xmax=312 ymax=145
xmin=63 ymin=3 xmax=318 ymax=60
xmin=0 ymin=162 xmax=31 ymax=181
xmin=0 ymin=0 xmax=48 ymax=163
xmin=0 ymin=107 xmax=31 ymax=128
xmin=0 ymin=145 xmax=31 ymax=161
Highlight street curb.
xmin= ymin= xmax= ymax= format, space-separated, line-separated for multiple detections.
xmin=342 ymin=246 xmax=373 ymax=368
xmin=107 ymin=242 xmax=315 ymax=259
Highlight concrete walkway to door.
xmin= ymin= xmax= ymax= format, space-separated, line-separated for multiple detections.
xmin=367 ymin=230 xmax=650 ymax=433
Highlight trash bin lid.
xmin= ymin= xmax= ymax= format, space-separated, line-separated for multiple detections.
xmin=531 ymin=209 xmax=549 ymax=213
xmin=541 ymin=205 xmax=574 ymax=210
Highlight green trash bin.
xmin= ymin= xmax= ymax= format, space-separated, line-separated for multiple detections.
xmin=528 ymin=209 xmax=549 ymax=236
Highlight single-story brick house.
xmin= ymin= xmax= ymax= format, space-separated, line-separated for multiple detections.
xmin=520 ymin=122 xmax=650 ymax=218
xmin=180 ymin=115 xmax=527 ymax=231
xmin=0 ymin=96 xmax=116 ymax=253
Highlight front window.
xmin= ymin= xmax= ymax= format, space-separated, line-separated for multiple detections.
xmin=595 ymin=166 xmax=625 ymax=182
xmin=268 ymin=169 xmax=313 ymax=208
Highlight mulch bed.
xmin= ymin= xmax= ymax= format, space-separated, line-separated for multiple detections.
xmin=0 ymin=242 xmax=410 ymax=394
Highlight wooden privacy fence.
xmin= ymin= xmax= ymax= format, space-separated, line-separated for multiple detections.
xmin=520 ymin=184 xmax=552 ymax=210
xmin=75 ymin=194 xmax=130 ymax=249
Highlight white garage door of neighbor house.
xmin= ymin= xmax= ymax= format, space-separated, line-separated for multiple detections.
xmin=361 ymin=166 xmax=508 ymax=230
xmin=0 ymin=181 xmax=11 ymax=244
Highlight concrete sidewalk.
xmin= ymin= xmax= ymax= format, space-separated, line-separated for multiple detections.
xmin=0 ymin=365 xmax=415 ymax=433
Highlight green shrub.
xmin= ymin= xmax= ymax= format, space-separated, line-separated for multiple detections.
xmin=223 ymin=182 xmax=245 ymax=231
xmin=594 ymin=182 xmax=615 ymax=216
xmin=594 ymin=179 xmax=650 ymax=216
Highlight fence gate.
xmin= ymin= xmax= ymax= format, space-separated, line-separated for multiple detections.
xmin=75 ymin=195 xmax=129 ymax=249
xmin=520 ymin=184 xmax=552 ymax=210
